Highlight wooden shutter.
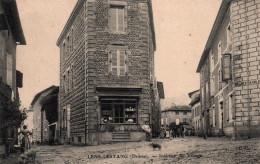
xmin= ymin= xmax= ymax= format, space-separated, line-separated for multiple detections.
xmin=232 ymin=95 xmax=235 ymax=119
xmin=6 ymin=54 xmax=12 ymax=87
xmin=119 ymin=50 xmax=125 ymax=75
xmin=222 ymin=54 xmax=231 ymax=81
xmin=108 ymin=8 xmax=117 ymax=32
xmin=108 ymin=51 xmax=112 ymax=74
xmin=118 ymin=8 xmax=124 ymax=32
xmin=126 ymin=50 xmax=130 ymax=74
xmin=111 ymin=50 xmax=117 ymax=75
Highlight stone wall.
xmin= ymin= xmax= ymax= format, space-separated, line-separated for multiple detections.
xmin=231 ymin=0 xmax=260 ymax=138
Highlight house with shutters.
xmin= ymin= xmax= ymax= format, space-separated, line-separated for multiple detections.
xmin=56 ymin=0 xmax=163 ymax=145
xmin=188 ymin=90 xmax=201 ymax=135
xmin=197 ymin=0 xmax=260 ymax=138
xmin=0 ymin=0 xmax=25 ymax=154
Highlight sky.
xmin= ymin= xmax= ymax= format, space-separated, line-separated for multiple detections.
xmin=16 ymin=0 xmax=222 ymax=108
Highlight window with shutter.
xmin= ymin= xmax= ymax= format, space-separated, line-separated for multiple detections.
xmin=222 ymin=54 xmax=231 ymax=81
xmin=218 ymin=42 xmax=221 ymax=62
xmin=228 ymin=93 xmax=233 ymax=121
xmin=108 ymin=47 xmax=128 ymax=76
xmin=227 ymin=24 xmax=231 ymax=45
xmin=6 ymin=54 xmax=12 ymax=87
xmin=108 ymin=6 xmax=126 ymax=33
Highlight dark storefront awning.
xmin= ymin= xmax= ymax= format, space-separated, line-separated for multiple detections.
xmin=96 ymin=86 xmax=142 ymax=100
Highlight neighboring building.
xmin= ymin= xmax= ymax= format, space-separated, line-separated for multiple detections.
xmin=57 ymin=0 xmax=162 ymax=145
xmin=197 ymin=0 xmax=260 ymax=138
xmin=0 ymin=0 xmax=25 ymax=154
xmin=188 ymin=90 xmax=201 ymax=134
xmin=23 ymin=107 xmax=34 ymax=132
xmin=161 ymin=106 xmax=192 ymax=128
xmin=31 ymin=86 xmax=59 ymax=144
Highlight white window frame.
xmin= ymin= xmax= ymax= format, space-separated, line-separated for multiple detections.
xmin=108 ymin=5 xmax=126 ymax=33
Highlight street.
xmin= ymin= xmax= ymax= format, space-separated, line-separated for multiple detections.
xmin=19 ymin=136 xmax=260 ymax=164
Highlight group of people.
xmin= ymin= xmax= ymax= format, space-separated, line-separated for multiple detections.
xmin=160 ymin=126 xmax=186 ymax=138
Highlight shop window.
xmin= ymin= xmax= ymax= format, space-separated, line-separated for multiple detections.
xmin=101 ymin=100 xmax=137 ymax=124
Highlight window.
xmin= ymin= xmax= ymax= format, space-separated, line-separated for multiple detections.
xmin=78 ymin=136 xmax=81 ymax=143
xmin=218 ymin=42 xmax=222 ymax=61
xmin=210 ymin=77 xmax=215 ymax=96
xmin=63 ymin=75 xmax=66 ymax=94
xmin=68 ymin=70 xmax=70 ymax=92
xmin=108 ymin=6 xmax=126 ymax=33
xmin=183 ymin=118 xmax=187 ymax=123
xmin=228 ymin=93 xmax=233 ymax=121
xmin=218 ymin=69 xmax=222 ymax=90
xmin=108 ymin=46 xmax=129 ymax=76
xmin=6 ymin=54 xmax=13 ymax=87
xmin=184 ymin=111 xmax=187 ymax=115
xmin=227 ymin=24 xmax=231 ymax=45
xmin=62 ymin=108 xmax=66 ymax=128
xmin=175 ymin=111 xmax=179 ymax=115
xmin=222 ymin=54 xmax=232 ymax=81
xmin=71 ymin=64 xmax=74 ymax=89
xmin=67 ymin=36 xmax=70 ymax=53
xmin=101 ymin=100 xmax=137 ymax=124
xmin=210 ymin=49 xmax=214 ymax=72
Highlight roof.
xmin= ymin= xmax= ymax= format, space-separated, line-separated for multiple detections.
xmin=157 ymin=81 xmax=165 ymax=99
xmin=162 ymin=105 xmax=192 ymax=113
xmin=0 ymin=0 xmax=26 ymax=45
xmin=30 ymin=86 xmax=58 ymax=106
xmin=56 ymin=0 xmax=84 ymax=46
xmin=196 ymin=0 xmax=231 ymax=73
xmin=188 ymin=89 xmax=199 ymax=98
xmin=56 ymin=0 xmax=156 ymax=51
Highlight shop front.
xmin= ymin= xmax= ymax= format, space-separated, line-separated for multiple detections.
xmin=96 ymin=87 xmax=146 ymax=143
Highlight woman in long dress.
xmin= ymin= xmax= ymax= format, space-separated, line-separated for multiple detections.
xmin=18 ymin=125 xmax=32 ymax=152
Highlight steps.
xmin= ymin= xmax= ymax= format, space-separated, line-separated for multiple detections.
xmin=112 ymin=132 xmax=132 ymax=142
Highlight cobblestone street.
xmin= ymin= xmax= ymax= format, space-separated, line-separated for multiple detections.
xmin=15 ymin=137 xmax=258 ymax=164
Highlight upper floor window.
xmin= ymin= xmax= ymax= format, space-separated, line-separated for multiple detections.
xmin=176 ymin=111 xmax=179 ymax=115
xmin=210 ymin=49 xmax=214 ymax=72
xmin=226 ymin=24 xmax=231 ymax=45
xmin=6 ymin=54 xmax=13 ymax=87
xmin=218 ymin=41 xmax=222 ymax=62
xmin=108 ymin=5 xmax=126 ymax=33
xmin=184 ymin=111 xmax=187 ymax=115
xmin=108 ymin=45 xmax=129 ymax=76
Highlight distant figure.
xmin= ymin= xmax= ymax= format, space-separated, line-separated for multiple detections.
xmin=160 ymin=127 xmax=166 ymax=139
xmin=18 ymin=125 xmax=32 ymax=153
xmin=181 ymin=126 xmax=185 ymax=138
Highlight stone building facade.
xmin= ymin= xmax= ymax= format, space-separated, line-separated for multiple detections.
xmin=0 ymin=0 xmax=25 ymax=154
xmin=31 ymin=86 xmax=59 ymax=144
xmin=188 ymin=90 xmax=201 ymax=134
xmin=161 ymin=106 xmax=192 ymax=128
xmin=57 ymin=0 xmax=161 ymax=145
xmin=197 ymin=0 xmax=260 ymax=138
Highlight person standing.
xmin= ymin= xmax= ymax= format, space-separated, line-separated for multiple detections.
xmin=18 ymin=125 xmax=32 ymax=153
